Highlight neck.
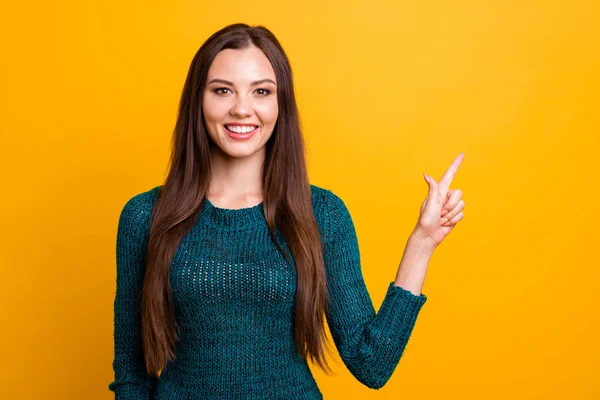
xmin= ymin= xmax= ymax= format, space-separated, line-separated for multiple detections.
xmin=208 ymin=145 xmax=265 ymax=207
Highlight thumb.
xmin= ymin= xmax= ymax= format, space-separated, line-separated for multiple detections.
xmin=423 ymin=173 xmax=438 ymax=197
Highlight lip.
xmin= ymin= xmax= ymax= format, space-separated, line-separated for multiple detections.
xmin=224 ymin=122 xmax=260 ymax=126
xmin=223 ymin=124 xmax=259 ymax=141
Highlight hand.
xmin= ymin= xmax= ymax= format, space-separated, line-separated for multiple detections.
xmin=413 ymin=152 xmax=465 ymax=249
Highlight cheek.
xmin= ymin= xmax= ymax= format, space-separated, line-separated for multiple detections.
xmin=202 ymin=96 xmax=229 ymax=123
xmin=255 ymin=102 xmax=279 ymax=124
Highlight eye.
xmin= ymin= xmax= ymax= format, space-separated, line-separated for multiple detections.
xmin=214 ymin=87 xmax=232 ymax=95
xmin=256 ymin=88 xmax=271 ymax=96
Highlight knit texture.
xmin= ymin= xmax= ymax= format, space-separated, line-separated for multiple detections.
xmin=108 ymin=184 xmax=428 ymax=399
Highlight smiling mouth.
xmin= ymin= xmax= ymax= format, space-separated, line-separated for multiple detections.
xmin=223 ymin=125 xmax=259 ymax=133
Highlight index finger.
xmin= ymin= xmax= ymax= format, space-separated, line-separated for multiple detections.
xmin=438 ymin=152 xmax=464 ymax=192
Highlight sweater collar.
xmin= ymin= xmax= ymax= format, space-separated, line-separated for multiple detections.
xmin=200 ymin=198 xmax=265 ymax=230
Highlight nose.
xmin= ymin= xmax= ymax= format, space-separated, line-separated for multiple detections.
xmin=230 ymin=94 xmax=252 ymax=117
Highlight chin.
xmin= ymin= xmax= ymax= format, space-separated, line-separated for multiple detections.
xmin=224 ymin=149 xmax=258 ymax=158
xmin=218 ymin=143 xmax=265 ymax=159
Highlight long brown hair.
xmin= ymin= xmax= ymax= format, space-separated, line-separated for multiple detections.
xmin=141 ymin=23 xmax=334 ymax=377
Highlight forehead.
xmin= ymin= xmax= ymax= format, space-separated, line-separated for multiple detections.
xmin=207 ymin=46 xmax=276 ymax=84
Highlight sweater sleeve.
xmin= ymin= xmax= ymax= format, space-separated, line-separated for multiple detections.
xmin=322 ymin=190 xmax=428 ymax=389
xmin=108 ymin=192 xmax=158 ymax=399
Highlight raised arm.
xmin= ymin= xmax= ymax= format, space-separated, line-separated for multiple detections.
xmin=108 ymin=190 xmax=158 ymax=399
xmin=322 ymin=190 xmax=428 ymax=389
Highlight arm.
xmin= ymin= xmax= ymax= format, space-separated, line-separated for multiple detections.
xmin=322 ymin=190 xmax=428 ymax=390
xmin=108 ymin=193 xmax=158 ymax=399
xmin=393 ymin=234 xmax=435 ymax=296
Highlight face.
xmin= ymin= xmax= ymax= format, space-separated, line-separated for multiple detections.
xmin=202 ymin=45 xmax=279 ymax=159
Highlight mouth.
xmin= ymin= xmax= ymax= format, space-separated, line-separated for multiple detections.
xmin=222 ymin=124 xmax=260 ymax=140
xmin=223 ymin=124 xmax=259 ymax=134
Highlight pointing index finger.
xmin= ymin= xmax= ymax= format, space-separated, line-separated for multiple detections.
xmin=438 ymin=152 xmax=464 ymax=193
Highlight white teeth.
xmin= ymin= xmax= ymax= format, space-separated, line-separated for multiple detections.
xmin=225 ymin=125 xmax=257 ymax=133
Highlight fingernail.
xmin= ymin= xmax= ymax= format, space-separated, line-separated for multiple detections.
xmin=440 ymin=217 xmax=448 ymax=225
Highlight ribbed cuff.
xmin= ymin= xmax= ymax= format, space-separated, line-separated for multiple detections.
xmin=375 ymin=282 xmax=427 ymax=338
xmin=112 ymin=386 xmax=152 ymax=400
xmin=109 ymin=380 xmax=155 ymax=400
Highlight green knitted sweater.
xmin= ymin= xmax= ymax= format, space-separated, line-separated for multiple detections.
xmin=108 ymin=184 xmax=427 ymax=399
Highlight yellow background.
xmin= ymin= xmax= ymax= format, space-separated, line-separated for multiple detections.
xmin=2 ymin=0 xmax=598 ymax=399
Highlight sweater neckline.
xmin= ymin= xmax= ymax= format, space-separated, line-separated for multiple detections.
xmin=201 ymin=197 xmax=265 ymax=230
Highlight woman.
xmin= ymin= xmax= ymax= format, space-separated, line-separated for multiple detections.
xmin=108 ymin=23 xmax=465 ymax=399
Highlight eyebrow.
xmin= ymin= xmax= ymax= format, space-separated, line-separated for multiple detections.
xmin=207 ymin=78 xmax=277 ymax=86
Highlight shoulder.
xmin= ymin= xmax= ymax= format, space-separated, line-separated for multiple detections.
xmin=309 ymin=183 xmax=343 ymax=205
xmin=310 ymin=183 xmax=350 ymax=214
xmin=115 ymin=187 xmax=161 ymax=272
xmin=309 ymin=183 xmax=329 ymax=206
xmin=309 ymin=184 xmax=354 ymax=243
xmin=118 ymin=185 xmax=161 ymax=231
